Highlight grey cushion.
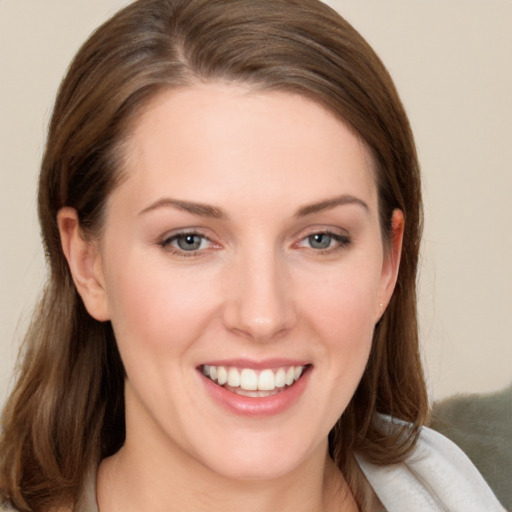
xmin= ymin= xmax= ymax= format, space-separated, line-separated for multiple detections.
xmin=430 ymin=383 xmax=512 ymax=511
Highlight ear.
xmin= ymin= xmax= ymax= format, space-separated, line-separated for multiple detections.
xmin=57 ymin=207 xmax=111 ymax=321
xmin=376 ymin=209 xmax=404 ymax=321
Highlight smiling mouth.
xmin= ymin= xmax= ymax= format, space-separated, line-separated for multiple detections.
xmin=200 ymin=364 xmax=307 ymax=397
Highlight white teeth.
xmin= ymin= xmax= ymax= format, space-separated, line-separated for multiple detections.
xmin=227 ymin=367 xmax=240 ymax=387
xmin=294 ymin=366 xmax=304 ymax=380
xmin=235 ymin=388 xmax=280 ymax=398
xmin=240 ymin=369 xmax=258 ymax=391
xmin=258 ymin=369 xmax=275 ymax=391
xmin=202 ymin=364 xmax=306 ymax=392
xmin=275 ymin=368 xmax=286 ymax=388
xmin=217 ymin=366 xmax=228 ymax=385
xmin=285 ymin=367 xmax=295 ymax=386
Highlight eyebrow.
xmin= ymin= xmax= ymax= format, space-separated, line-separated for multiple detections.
xmin=138 ymin=198 xmax=226 ymax=219
xmin=138 ymin=194 xmax=369 ymax=220
xmin=295 ymin=194 xmax=369 ymax=217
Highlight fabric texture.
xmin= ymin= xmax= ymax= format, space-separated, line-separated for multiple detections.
xmin=357 ymin=423 xmax=507 ymax=511
xmin=430 ymin=383 xmax=512 ymax=510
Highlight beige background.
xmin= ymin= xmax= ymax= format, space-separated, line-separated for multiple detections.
xmin=1 ymin=0 xmax=511 ymax=405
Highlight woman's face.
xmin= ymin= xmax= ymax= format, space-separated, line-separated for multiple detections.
xmin=82 ymin=83 xmax=401 ymax=479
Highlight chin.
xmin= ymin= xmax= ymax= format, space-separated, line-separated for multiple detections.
xmin=188 ymin=427 xmax=325 ymax=482
xmin=203 ymin=452 xmax=307 ymax=482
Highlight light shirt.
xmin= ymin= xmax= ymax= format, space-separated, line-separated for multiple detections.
xmin=357 ymin=425 xmax=506 ymax=511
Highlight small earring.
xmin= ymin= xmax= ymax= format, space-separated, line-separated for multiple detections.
xmin=379 ymin=303 xmax=384 ymax=308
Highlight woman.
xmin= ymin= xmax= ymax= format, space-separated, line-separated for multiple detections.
xmin=0 ymin=0 xmax=504 ymax=511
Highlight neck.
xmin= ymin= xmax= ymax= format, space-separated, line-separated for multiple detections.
xmin=96 ymin=386 xmax=357 ymax=512
xmin=97 ymin=432 xmax=356 ymax=512
xmin=98 ymin=447 xmax=353 ymax=512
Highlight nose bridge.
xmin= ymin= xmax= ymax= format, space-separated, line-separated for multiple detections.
xmin=224 ymin=242 xmax=295 ymax=340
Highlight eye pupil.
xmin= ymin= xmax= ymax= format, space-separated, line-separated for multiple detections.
xmin=177 ymin=234 xmax=202 ymax=251
xmin=309 ymin=233 xmax=331 ymax=249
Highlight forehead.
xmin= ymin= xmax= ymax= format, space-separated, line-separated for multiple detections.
xmin=116 ymin=82 xmax=377 ymax=214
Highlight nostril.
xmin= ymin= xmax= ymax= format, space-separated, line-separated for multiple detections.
xmin=220 ymin=254 xmax=297 ymax=340
xmin=223 ymin=301 xmax=297 ymax=341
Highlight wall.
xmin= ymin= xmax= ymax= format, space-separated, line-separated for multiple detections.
xmin=1 ymin=0 xmax=511 ymax=404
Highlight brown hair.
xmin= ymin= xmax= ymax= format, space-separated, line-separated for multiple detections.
xmin=0 ymin=0 xmax=428 ymax=510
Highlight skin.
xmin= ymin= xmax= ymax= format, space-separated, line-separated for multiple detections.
xmin=59 ymin=83 xmax=403 ymax=512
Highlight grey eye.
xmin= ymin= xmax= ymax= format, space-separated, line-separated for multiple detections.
xmin=176 ymin=234 xmax=204 ymax=251
xmin=308 ymin=233 xmax=332 ymax=249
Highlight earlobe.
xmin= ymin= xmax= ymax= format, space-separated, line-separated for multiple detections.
xmin=377 ymin=209 xmax=404 ymax=320
xmin=57 ymin=207 xmax=111 ymax=321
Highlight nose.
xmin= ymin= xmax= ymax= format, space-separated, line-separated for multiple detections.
xmin=222 ymin=248 xmax=297 ymax=342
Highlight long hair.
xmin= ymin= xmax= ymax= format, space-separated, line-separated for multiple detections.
xmin=0 ymin=0 xmax=427 ymax=510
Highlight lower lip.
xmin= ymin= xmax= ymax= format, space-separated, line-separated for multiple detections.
xmin=199 ymin=366 xmax=311 ymax=417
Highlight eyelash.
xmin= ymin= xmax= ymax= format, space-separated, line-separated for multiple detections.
xmin=157 ymin=229 xmax=352 ymax=258
xmin=294 ymin=231 xmax=352 ymax=254
xmin=158 ymin=230 xmax=215 ymax=258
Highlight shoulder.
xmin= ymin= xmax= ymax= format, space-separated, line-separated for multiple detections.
xmin=356 ymin=419 xmax=506 ymax=511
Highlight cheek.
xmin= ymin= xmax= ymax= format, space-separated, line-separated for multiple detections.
xmin=104 ymin=257 xmax=220 ymax=358
xmin=290 ymin=268 xmax=378 ymax=435
xmin=299 ymin=263 xmax=381 ymax=336
xmin=297 ymin=260 xmax=380 ymax=379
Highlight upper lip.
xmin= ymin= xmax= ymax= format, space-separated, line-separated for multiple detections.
xmin=198 ymin=358 xmax=311 ymax=370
